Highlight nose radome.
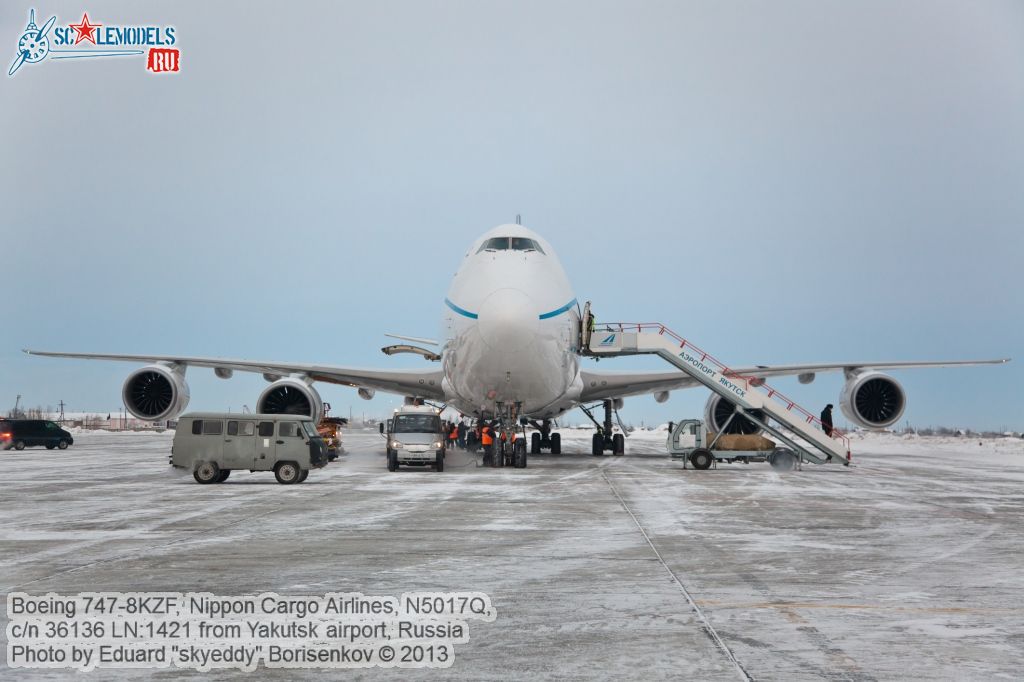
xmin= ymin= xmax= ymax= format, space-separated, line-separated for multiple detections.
xmin=477 ymin=288 xmax=538 ymax=352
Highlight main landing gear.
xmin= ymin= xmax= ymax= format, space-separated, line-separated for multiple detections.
xmin=580 ymin=400 xmax=625 ymax=456
xmin=527 ymin=419 xmax=562 ymax=455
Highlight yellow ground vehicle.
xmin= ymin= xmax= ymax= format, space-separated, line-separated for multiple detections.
xmin=317 ymin=417 xmax=347 ymax=460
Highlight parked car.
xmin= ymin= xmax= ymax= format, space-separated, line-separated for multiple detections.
xmin=0 ymin=420 xmax=74 ymax=451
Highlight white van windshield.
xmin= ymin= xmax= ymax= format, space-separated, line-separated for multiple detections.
xmin=302 ymin=421 xmax=319 ymax=437
xmin=393 ymin=414 xmax=440 ymax=433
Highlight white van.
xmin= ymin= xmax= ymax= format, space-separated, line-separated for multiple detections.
xmin=379 ymin=405 xmax=446 ymax=472
xmin=172 ymin=413 xmax=329 ymax=484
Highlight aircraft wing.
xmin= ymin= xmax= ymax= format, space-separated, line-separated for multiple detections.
xmin=578 ymin=358 xmax=1010 ymax=402
xmin=22 ymin=350 xmax=446 ymax=400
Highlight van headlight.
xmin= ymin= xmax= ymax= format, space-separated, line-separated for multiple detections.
xmin=434 ymin=441 xmax=443 ymax=449
xmin=391 ymin=441 xmax=402 ymax=449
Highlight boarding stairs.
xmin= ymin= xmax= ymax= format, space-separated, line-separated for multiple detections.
xmin=581 ymin=310 xmax=851 ymax=466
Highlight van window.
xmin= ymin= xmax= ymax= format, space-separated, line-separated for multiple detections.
xmin=202 ymin=420 xmax=223 ymax=435
xmin=45 ymin=422 xmax=60 ymax=431
xmin=301 ymin=421 xmax=319 ymax=437
xmin=227 ymin=421 xmax=256 ymax=436
xmin=393 ymin=414 xmax=441 ymax=433
xmin=279 ymin=422 xmax=300 ymax=437
xmin=191 ymin=420 xmax=203 ymax=435
xmin=258 ymin=422 xmax=274 ymax=437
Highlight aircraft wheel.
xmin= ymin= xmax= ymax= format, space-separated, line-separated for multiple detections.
xmin=690 ymin=449 xmax=714 ymax=470
xmin=531 ymin=432 xmax=541 ymax=454
xmin=550 ymin=433 xmax=561 ymax=454
xmin=591 ymin=434 xmax=604 ymax=456
xmin=613 ymin=433 xmax=625 ymax=455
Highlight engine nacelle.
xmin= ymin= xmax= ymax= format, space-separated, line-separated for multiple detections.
xmin=122 ymin=364 xmax=190 ymax=422
xmin=654 ymin=391 xmax=670 ymax=404
xmin=704 ymin=394 xmax=765 ymax=435
xmin=840 ymin=370 xmax=905 ymax=429
xmin=358 ymin=387 xmax=375 ymax=401
xmin=257 ymin=378 xmax=324 ymax=423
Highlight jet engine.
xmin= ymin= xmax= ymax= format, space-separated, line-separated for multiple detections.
xmin=122 ymin=364 xmax=190 ymax=421
xmin=704 ymin=394 xmax=765 ymax=435
xmin=840 ymin=370 xmax=905 ymax=429
xmin=257 ymin=378 xmax=324 ymax=423
xmin=358 ymin=387 xmax=375 ymax=401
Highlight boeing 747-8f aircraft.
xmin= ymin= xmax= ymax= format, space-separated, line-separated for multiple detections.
xmin=26 ymin=224 xmax=1008 ymax=461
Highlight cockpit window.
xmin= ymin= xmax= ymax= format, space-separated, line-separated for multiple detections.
xmin=476 ymin=237 xmax=545 ymax=254
xmin=511 ymin=237 xmax=544 ymax=253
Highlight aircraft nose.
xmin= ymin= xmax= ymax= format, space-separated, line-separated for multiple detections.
xmin=477 ymin=288 xmax=538 ymax=352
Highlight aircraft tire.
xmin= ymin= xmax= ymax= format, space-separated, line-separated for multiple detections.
xmin=531 ymin=432 xmax=541 ymax=454
xmin=613 ymin=433 xmax=625 ymax=456
xmin=591 ymin=434 xmax=604 ymax=456
xmin=550 ymin=433 xmax=561 ymax=454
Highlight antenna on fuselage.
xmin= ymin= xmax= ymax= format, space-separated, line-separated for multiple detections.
xmin=515 ymin=214 xmax=521 ymax=225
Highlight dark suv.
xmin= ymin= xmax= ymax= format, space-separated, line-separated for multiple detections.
xmin=0 ymin=420 xmax=74 ymax=450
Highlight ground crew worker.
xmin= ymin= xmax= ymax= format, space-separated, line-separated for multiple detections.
xmin=820 ymin=404 xmax=834 ymax=436
xmin=481 ymin=423 xmax=494 ymax=464
xmin=457 ymin=421 xmax=467 ymax=449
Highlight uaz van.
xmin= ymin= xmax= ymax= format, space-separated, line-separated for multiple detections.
xmin=172 ymin=413 xmax=329 ymax=484
xmin=0 ymin=420 xmax=74 ymax=451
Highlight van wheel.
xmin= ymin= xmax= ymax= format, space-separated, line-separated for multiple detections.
xmin=435 ymin=453 xmax=444 ymax=472
xmin=690 ymin=449 xmax=714 ymax=470
xmin=216 ymin=470 xmax=231 ymax=483
xmin=297 ymin=469 xmax=309 ymax=483
xmin=57 ymin=440 xmax=69 ymax=450
xmin=387 ymin=451 xmax=399 ymax=472
xmin=46 ymin=444 xmax=55 ymax=450
xmin=14 ymin=440 xmax=26 ymax=451
xmin=275 ymin=462 xmax=301 ymax=484
xmin=194 ymin=462 xmax=220 ymax=484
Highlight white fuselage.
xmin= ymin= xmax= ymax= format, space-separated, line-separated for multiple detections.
xmin=440 ymin=225 xmax=582 ymax=418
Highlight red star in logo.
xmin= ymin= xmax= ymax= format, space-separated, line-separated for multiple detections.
xmin=69 ymin=12 xmax=102 ymax=45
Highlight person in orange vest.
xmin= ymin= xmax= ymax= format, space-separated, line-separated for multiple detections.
xmin=480 ymin=423 xmax=494 ymax=464
xmin=449 ymin=422 xmax=459 ymax=448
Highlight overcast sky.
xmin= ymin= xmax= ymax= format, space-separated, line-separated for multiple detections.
xmin=2 ymin=1 xmax=1022 ymax=430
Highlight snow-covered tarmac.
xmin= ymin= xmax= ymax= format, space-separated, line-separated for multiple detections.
xmin=2 ymin=428 xmax=1022 ymax=680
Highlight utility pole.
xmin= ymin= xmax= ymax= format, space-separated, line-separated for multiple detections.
xmin=13 ymin=394 xmax=22 ymax=418
xmin=58 ymin=400 xmax=66 ymax=424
